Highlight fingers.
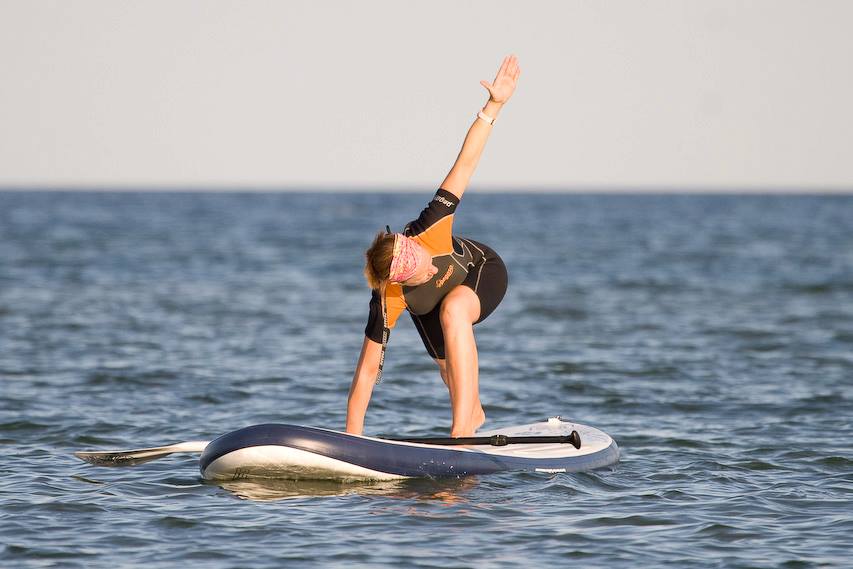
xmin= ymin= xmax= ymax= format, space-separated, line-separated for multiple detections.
xmin=497 ymin=55 xmax=510 ymax=79
xmin=497 ymin=54 xmax=520 ymax=81
xmin=506 ymin=54 xmax=519 ymax=78
xmin=487 ymin=55 xmax=520 ymax=99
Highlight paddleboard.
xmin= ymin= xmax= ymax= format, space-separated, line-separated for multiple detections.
xmin=200 ymin=417 xmax=619 ymax=481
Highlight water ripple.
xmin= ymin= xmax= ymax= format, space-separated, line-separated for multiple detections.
xmin=1 ymin=192 xmax=851 ymax=568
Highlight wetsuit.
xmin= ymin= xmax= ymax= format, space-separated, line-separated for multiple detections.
xmin=365 ymin=189 xmax=508 ymax=360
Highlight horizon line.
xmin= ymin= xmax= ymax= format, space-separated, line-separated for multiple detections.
xmin=1 ymin=184 xmax=852 ymax=195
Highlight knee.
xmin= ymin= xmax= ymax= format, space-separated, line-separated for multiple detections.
xmin=440 ymin=296 xmax=476 ymax=328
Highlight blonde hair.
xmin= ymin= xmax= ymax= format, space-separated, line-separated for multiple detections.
xmin=364 ymin=231 xmax=396 ymax=290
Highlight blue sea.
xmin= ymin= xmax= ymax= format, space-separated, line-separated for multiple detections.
xmin=1 ymin=191 xmax=851 ymax=568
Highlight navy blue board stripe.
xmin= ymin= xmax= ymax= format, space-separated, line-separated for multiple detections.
xmin=199 ymin=424 xmax=619 ymax=478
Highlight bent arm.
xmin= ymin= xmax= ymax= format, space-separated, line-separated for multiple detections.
xmin=345 ymin=336 xmax=383 ymax=434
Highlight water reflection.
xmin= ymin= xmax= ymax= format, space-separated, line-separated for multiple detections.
xmin=211 ymin=476 xmax=479 ymax=502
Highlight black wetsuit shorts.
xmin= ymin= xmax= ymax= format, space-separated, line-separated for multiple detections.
xmin=409 ymin=239 xmax=507 ymax=360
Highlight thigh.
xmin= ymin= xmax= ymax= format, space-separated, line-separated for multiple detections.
xmin=411 ymin=286 xmax=479 ymax=361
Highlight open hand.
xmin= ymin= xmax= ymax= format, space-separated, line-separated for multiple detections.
xmin=480 ymin=54 xmax=521 ymax=104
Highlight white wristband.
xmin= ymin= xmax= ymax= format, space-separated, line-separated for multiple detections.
xmin=477 ymin=110 xmax=496 ymax=125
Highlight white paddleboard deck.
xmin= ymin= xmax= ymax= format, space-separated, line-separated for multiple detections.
xmin=200 ymin=417 xmax=619 ymax=481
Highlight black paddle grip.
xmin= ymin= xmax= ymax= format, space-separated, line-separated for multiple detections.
xmin=386 ymin=430 xmax=582 ymax=448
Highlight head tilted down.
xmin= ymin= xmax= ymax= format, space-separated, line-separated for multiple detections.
xmin=364 ymin=231 xmax=438 ymax=289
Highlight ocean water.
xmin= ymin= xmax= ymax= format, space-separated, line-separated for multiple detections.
xmin=1 ymin=191 xmax=851 ymax=568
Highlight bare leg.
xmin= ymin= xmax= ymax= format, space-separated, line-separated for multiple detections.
xmin=440 ymin=286 xmax=484 ymax=437
xmin=435 ymin=358 xmax=485 ymax=432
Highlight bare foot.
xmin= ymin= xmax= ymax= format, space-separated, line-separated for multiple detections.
xmin=472 ymin=405 xmax=486 ymax=433
xmin=450 ymin=405 xmax=487 ymax=438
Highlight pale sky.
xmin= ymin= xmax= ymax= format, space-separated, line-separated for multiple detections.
xmin=1 ymin=0 xmax=851 ymax=191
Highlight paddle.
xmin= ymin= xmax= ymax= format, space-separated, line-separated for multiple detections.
xmin=74 ymin=441 xmax=210 ymax=467
xmin=73 ymin=430 xmax=582 ymax=468
xmin=385 ymin=431 xmax=582 ymax=449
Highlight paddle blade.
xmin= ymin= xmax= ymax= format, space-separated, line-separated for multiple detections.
xmin=74 ymin=441 xmax=209 ymax=467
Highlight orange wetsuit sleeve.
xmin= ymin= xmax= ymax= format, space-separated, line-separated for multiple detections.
xmin=364 ymin=285 xmax=407 ymax=342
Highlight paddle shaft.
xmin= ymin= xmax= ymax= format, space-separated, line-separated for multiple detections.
xmin=75 ymin=429 xmax=583 ymax=469
xmin=386 ymin=431 xmax=581 ymax=449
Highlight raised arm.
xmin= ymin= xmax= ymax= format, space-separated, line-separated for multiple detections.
xmin=440 ymin=54 xmax=521 ymax=199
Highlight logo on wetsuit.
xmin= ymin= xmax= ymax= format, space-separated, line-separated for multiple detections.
xmin=436 ymin=265 xmax=454 ymax=288
xmin=432 ymin=195 xmax=454 ymax=208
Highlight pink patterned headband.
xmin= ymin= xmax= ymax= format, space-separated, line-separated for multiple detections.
xmin=388 ymin=234 xmax=419 ymax=283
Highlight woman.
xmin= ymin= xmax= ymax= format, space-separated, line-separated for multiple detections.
xmin=346 ymin=54 xmax=521 ymax=438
